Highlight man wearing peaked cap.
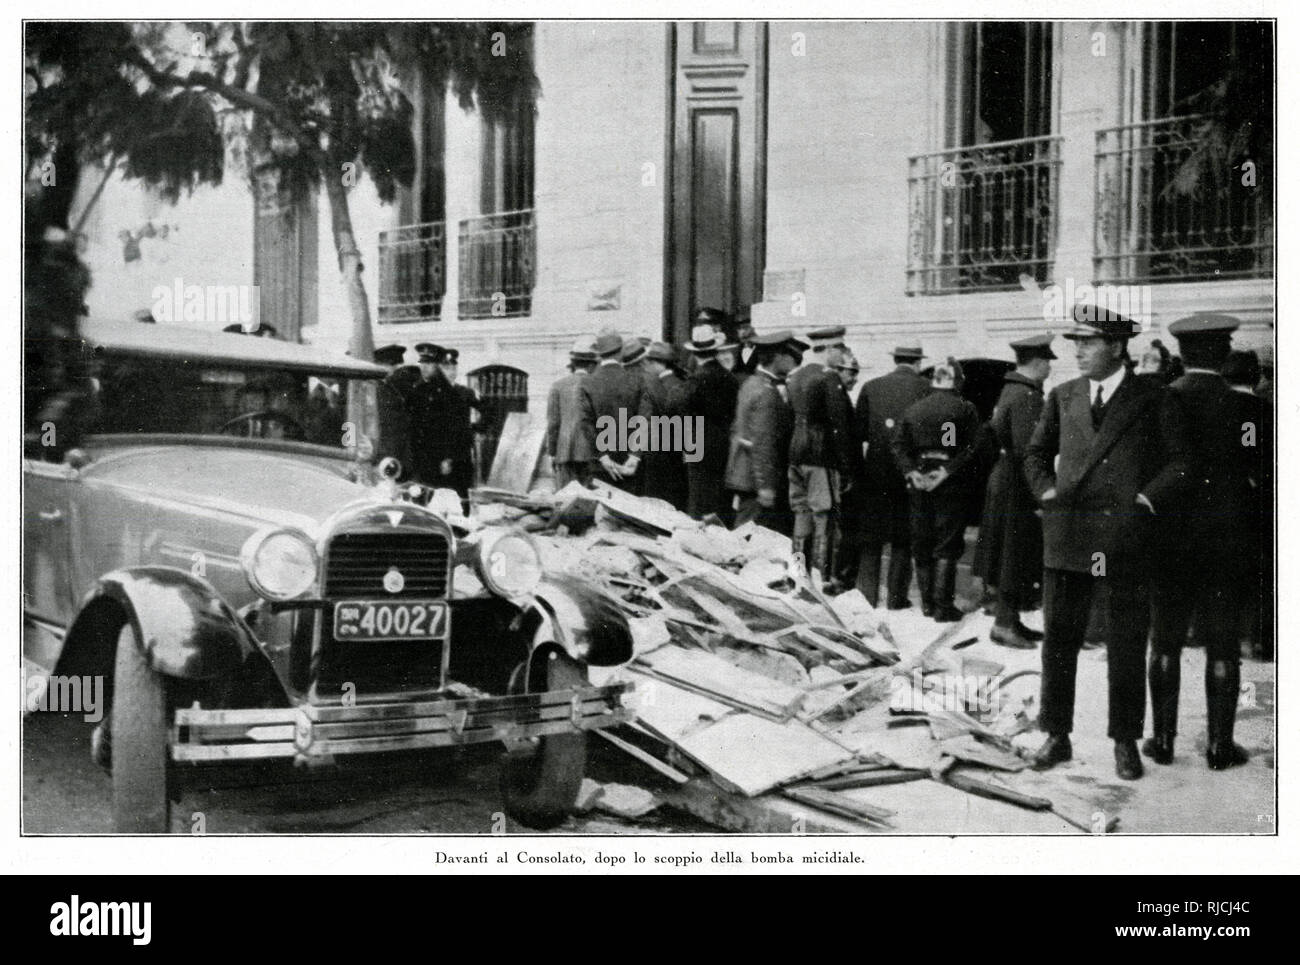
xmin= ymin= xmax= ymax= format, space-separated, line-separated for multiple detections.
xmin=787 ymin=324 xmax=855 ymax=579
xmin=435 ymin=345 xmax=482 ymax=497
xmin=546 ymin=335 xmax=600 ymax=488
xmin=1024 ymin=306 xmax=1190 ymax=781
xmin=974 ymin=334 xmax=1056 ymax=649
xmin=406 ymin=342 xmax=451 ymax=486
xmin=1145 ymin=312 xmax=1263 ymax=771
xmin=680 ymin=323 xmax=740 ymax=520
xmin=578 ymin=330 xmax=647 ymax=492
xmin=726 ymin=331 xmax=806 ymax=534
xmin=854 ymin=344 xmax=932 ymax=608
xmin=372 ymin=344 xmax=412 ymax=474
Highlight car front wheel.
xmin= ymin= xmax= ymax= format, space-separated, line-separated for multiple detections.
xmin=111 ymin=624 xmax=172 ymax=833
xmin=499 ymin=646 xmax=588 ymax=830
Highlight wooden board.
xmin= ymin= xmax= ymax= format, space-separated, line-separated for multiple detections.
xmin=624 ymin=669 xmax=733 ymax=745
xmin=675 ymin=713 xmax=854 ymax=797
xmin=486 ymin=411 xmax=548 ymax=493
xmin=665 ymin=777 xmax=865 ymax=834
xmin=636 ymin=646 xmax=807 ymax=721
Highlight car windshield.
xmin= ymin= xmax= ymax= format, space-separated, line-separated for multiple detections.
xmin=89 ymin=355 xmax=356 ymax=449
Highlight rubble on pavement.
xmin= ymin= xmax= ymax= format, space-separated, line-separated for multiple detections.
xmin=467 ymin=481 xmax=1105 ymax=833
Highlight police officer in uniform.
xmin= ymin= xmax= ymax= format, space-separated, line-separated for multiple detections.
xmin=892 ymin=358 xmax=981 ymax=621
xmin=787 ymin=326 xmax=856 ymax=578
xmin=1146 ymin=314 xmax=1262 ymax=770
xmin=435 ymin=346 xmax=482 ymax=497
xmin=725 ymin=330 xmax=806 ymax=535
xmin=373 ymin=343 xmax=413 ymax=474
xmin=974 ymin=334 xmax=1056 ymax=648
xmin=854 ymin=346 xmax=931 ymax=608
xmin=406 ymin=343 xmax=449 ymax=486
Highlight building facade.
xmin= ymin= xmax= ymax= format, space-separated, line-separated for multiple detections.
xmin=75 ymin=20 xmax=1274 ymax=404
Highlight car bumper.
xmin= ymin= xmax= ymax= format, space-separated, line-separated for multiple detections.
xmin=171 ymin=684 xmax=633 ymax=762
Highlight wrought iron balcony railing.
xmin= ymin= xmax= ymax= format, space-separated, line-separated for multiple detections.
xmin=907 ymin=135 xmax=1062 ymax=295
xmin=377 ymin=221 xmax=446 ymax=324
xmin=458 ymin=209 xmax=536 ymax=319
xmin=1094 ymin=115 xmax=1273 ymax=284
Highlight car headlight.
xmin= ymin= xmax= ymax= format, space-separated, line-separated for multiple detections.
xmin=240 ymin=528 xmax=318 ymax=601
xmin=477 ymin=529 xmax=543 ymax=599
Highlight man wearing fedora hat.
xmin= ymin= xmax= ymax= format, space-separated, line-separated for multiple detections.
xmin=578 ymin=329 xmax=646 ymax=490
xmin=1145 ymin=313 xmax=1263 ymax=771
xmin=726 ymin=331 xmax=807 ymax=534
xmin=975 ymin=334 xmax=1057 ymax=649
xmin=854 ymin=345 xmax=931 ymax=608
xmin=1025 ymin=304 xmax=1190 ymax=780
xmin=640 ymin=341 xmax=689 ymax=509
xmin=679 ymin=323 xmax=739 ymax=521
xmin=547 ymin=335 xmax=599 ymax=489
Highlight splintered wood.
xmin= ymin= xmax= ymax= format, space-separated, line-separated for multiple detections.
xmin=468 ymin=480 xmax=1110 ymax=833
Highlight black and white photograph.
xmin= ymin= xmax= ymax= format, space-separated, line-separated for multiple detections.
xmin=13 ymin=5 xmax=1286 ymax=881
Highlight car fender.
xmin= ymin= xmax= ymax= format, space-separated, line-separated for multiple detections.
xmin=67 ymin=566 xmax=258 ymax=680
xmin=528 ymin=574 xmax=633 ymax=667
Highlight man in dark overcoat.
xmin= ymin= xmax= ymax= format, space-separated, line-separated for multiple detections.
xmin=974 ymin=334 xmax=1055 ymax=648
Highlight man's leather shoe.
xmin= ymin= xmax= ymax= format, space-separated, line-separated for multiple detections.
xmin=1031 ymin=734 xmax=1072 ymax=770
xmin=1115 ymin=740 xmax=1144 ymax=780
xmin=1141 ymin=735 xmax=1174 ymax=765
xmin=990 ymin=624 xmax=1037 ymax=650
xmin=1014 ymin=621 xmax=1045 ymax=642
xmin=886 ymin=597 xmax=912 ymax=610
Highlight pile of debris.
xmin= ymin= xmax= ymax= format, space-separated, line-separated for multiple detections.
xmin=467 ymin=481 xmax=1111 ymax=833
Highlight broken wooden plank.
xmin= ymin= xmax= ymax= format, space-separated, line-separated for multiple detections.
xmin=622 ymin=669 xmax=731 ymax=745
xmin=675 ymin=713 xmax=854 ymax=797
xmin=636 ymin=646 xmax=807 ymax=721
xmin=807 ymin=768 xmax=928 ymax=791
xmin=941 ymin=767 xmax=1052 ymax=809
xmin=782 ymin=785 xmax=895 ymax=828
xmin=595 ymin=729 xmax=691 ymax=785
xmin=664 ymin=777 xmax=865 ymax=834
xmin=936 ymin=734 xmax=1028 ymax=772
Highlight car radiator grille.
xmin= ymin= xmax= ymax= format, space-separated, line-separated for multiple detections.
xmin=322 ymin=531 xmax=450 ymax=599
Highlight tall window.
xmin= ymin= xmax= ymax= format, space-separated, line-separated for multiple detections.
xmin=1094 ymin=22 xmax=1273 ymax=284
xmin=908 ymin=23 xmax=1060 ymax=294
xmin=459 ymin=28 xmax=536 ymax=320
xmin=378 ymin=67 xmax=447 ymax=324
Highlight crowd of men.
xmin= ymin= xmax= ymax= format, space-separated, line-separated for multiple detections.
xmin=541 ymin=305 xmax=1271 ymax=783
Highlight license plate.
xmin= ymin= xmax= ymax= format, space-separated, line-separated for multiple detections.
xmin=333 ymin=600 xmax=450 ymax=642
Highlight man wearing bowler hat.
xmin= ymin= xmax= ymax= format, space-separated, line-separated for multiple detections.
xmin=547 ymin=335 xmax=599 ymax=489
xmin=854 ymin=345 xmax=931 ymax=608
xmin=975 ymin=334 xmax=1057 ymax=649
xmin=787 ymin=325 xmax=856 ymax=578
xmin=680 ymin=323 xmax=740 ymax=521
xmin=1025 ymin=304 xmax=1189 ymax=780
xmin=1145 ymin=313 xmax=1263 ymax=771
xmin=726 ymin=331 xmax=807 ymax=534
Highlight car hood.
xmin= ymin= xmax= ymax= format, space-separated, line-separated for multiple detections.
xmin=81 ymin=444 xmax=372 ymax=534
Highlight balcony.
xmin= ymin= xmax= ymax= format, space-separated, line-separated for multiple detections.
xmin=377 ymin=221 xmax=446 ymax=324
xmin=1094 ymin=116 xmax=1273 ymax=285
xmin=907 ymin=135 xmax=1062 ymax=295
xmin=458 ymin=209 xmax=536 ymax=319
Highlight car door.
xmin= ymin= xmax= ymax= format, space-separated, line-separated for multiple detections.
xmin=23 ymin=456 xmax=78 ymax=673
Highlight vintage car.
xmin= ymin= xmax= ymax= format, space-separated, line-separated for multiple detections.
xmin=23 ymin=318 xmax=633 ymax=832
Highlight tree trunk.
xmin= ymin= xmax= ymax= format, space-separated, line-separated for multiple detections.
xmin=323 ymin=169 xmax=375 ymax=362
